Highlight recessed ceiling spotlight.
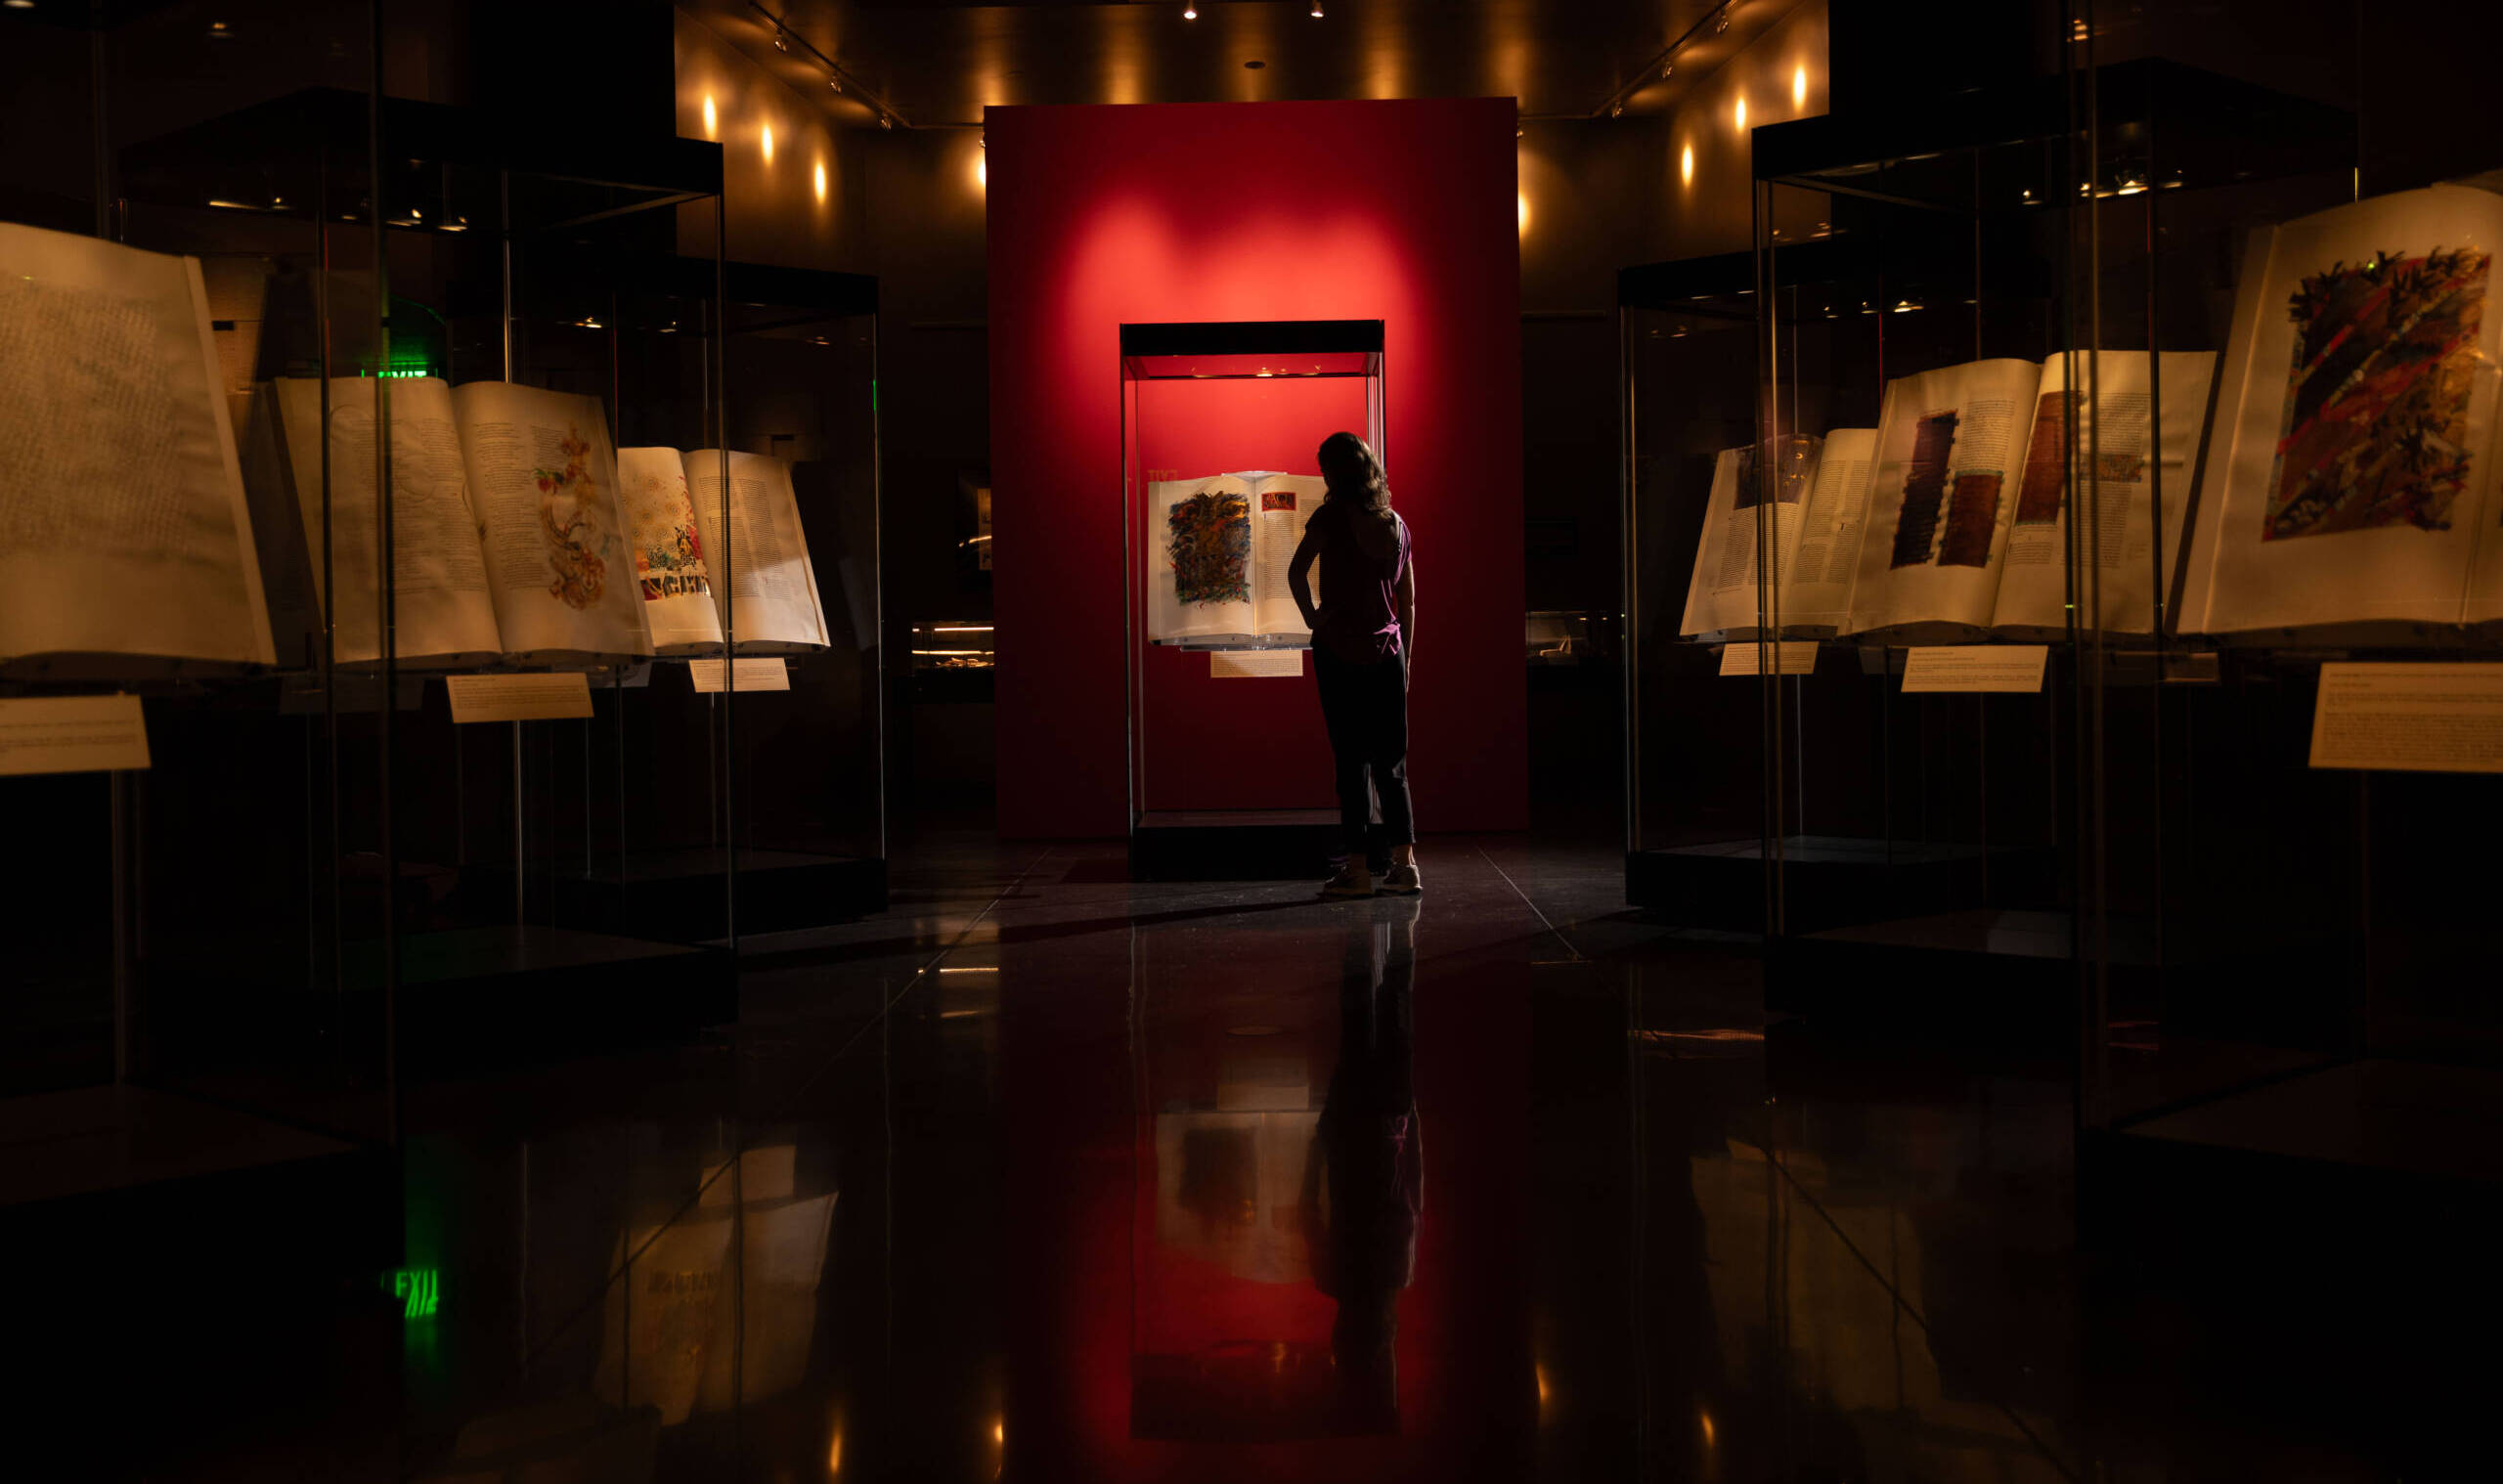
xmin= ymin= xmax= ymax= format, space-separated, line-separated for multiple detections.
xmin=1182 ymin=1 xmax=1197 ymax=18
xmin=3 ymin=2 xmax=38 ymax=11
xmin=1310 ymin=1 xmax=1324 ymax=16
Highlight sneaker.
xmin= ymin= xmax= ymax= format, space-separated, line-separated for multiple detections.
xmin=1322 ymin=862 xmax=1375 ymax=897
xmin=1378 ymin=861 xmax=1422 ymax=895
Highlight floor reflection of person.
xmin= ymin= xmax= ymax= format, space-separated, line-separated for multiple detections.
xmin=1301 ymin=897 xmax=1423 ymax=1431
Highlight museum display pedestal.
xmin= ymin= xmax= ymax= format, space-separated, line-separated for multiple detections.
xmin=1628 ymin=835 xmax=2053 ymax=934
xmin=470 ymin=848 xmax=888 ymax=939
xmin=348 ymin=927 xmax=732 ymax=1069
xmin=1129 ymin=808 xmax=1343 ymax=883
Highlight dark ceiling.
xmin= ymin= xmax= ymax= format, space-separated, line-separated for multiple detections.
xmin=683 ymin=0 xmax=1788 ymax=129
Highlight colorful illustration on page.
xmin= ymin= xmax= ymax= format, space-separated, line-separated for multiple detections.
xmin=1260 ymin=489 xmax=1298 ymax=512
xmin=1167 ymin=489 xmax=1252 ymax=605
xmin=630 ymin=465 xmax=711 ymax=602
xmin=2265 ymin=245 xmax=2490 ymax=541
xmin=535 ymin=423 xmax=614 ymax=610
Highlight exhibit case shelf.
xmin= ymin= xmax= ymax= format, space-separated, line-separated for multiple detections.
xmin=1625 ymin=45 xmax=2503 ymax=1202
xmin=1120 ymin=319 xmax=1386 ymax=878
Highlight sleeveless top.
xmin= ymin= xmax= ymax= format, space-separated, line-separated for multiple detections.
xmin=1307 ymin=500 xmax=1409 ymax=665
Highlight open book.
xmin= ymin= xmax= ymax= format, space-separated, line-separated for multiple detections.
xmin=2180 ymin=184 xmax=2503 ymax=637
xmin=1146 ymin=471 xmax=1326 ymax=644
xmin=617 ymin=448 xmax=831 ymax=653
xmin=0 ymin=221 xmax=274 ymax=671
xmin=1679 ymin=432 xmax=1877 ymax=637
xmin=1842 ymin=351 xmax=2218 ymax=637
xmin=268 ymin=377 xmax=652 ymax=666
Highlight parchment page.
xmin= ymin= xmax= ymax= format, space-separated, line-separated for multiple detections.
xmin=1146 ymin=474 xmax=1256 ymax=641
xmin=273 ymin=376 xmax=502 ymax=666
xmin=1250 ymin=473 xmax=1326 ymax=638
xmin=1778 ymin=428 xmax=1876 ymax=633
xmin=1843 ymin=359 xmax=2045 ymax=637
xmin=452 ymin=381 xmax=652 ymax=662
xmin=616 ymin=446 xmax=725 ymax=652
xmin=684 ymin=450 xmax=830 ymax=651
xmin=2186 ymin=186 xmax=2503 ymax=633
xmin=1991 ymin=351 xmax=2219 ymax=634
xmin=0 ymin=223 xmax=272 ymax=667
xmin=1679 ymin=449 xmax=1781 ymax=636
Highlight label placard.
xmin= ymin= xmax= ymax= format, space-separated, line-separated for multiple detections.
xmin=0 ymin=694 xmax=149 ymax=776
xmin=1719 ymin=640 xmax=1818 ymax=676
xmin=445 ymin=672 xmax=594 ymax=722
xmin=1902 ymin=645 xmax=2050 ymax=693
xmin=1210 ymin=650 xmax=1304 ymax=678
xmin=690 ymin=657 xmax=792 ymax=693
xmin=2309 ymin=662 xmax=2503 ymax=774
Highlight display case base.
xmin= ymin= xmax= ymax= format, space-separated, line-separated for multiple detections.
xmin=2083 ymin=1059 xmax=2503 ymax=1303
xmin=1767 ymin=908 xmax=2121 ymax=1042
xmin=552 ymin=848 xmax=888 ymax=937
xmin=1130 ymin=808 xmax=1343 ymax=883
xmin=349 ymin=926 xmax=734 ymax=1069
xmin=1627 ymin=835 xmax=2052 ymax=933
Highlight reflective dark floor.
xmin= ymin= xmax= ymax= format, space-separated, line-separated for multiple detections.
xmin=19 ymin=824 xmax=2489 ymax=1480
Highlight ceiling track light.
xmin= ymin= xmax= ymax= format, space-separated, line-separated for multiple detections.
xmin=878 ymin=113 xmax=893 ymax=130
xmin=772 ymin=23 xmax=788 ymax=51
xmin=828 ymin=76 xmax=843 ymax=93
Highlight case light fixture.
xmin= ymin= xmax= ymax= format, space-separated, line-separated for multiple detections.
xmin=3 ymin=3 xmax=38 ymax=11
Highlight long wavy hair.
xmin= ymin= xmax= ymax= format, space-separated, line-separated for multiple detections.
xmin=1317 ymin=431 xmax=1393 ymax=512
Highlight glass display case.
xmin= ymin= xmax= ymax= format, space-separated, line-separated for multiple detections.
xmin=1120 ymin=319 xmax=1386 ymax=877
xmin=1627 ymin=43 xmax=2503 ymax=1239
xmin=2 ymin=11 xmax=881 ymax=1163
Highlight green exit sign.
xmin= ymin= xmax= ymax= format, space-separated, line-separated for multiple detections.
xmin=382 ymin=1267 xmax=441 ymax=1318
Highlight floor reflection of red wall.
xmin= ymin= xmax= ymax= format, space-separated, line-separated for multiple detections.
xmin=988 ymin=99 xmax=1526 ymax=837
xmin=1000 ymin=939 xmax=1531 ymax=1483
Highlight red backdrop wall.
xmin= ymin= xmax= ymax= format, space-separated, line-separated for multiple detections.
xmin=988 ymin=98 xmax=1526 ymax=837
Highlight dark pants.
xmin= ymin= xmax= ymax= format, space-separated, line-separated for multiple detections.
xmin=1315 ymin=647 xmax=1414 ymax=865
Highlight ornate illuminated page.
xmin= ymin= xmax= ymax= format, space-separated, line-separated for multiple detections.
xmin=1988 ymin=351 xmax=2218 ymax=635
xmin=1146 ymin=474 xmax=1256 ymax=642
xmin=0 ymin=223 xmax=272 ymax=667
xmin=2185 ymin=186 xmax=2503 ymax=633
xmin=452 ymin=381 xmax=653 ymax=661
xmin=1842 ymin=358 xmax=2045 ymax=637
xmin=616 ymin=446 xmax=724 ymax=652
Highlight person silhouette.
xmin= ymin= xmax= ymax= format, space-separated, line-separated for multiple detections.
xmin=1289 ymin=431 xmax=1420 ymax=898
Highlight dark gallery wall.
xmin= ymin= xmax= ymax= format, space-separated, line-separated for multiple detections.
xmin=986 ymin=98 xmax=1527 ymax=839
